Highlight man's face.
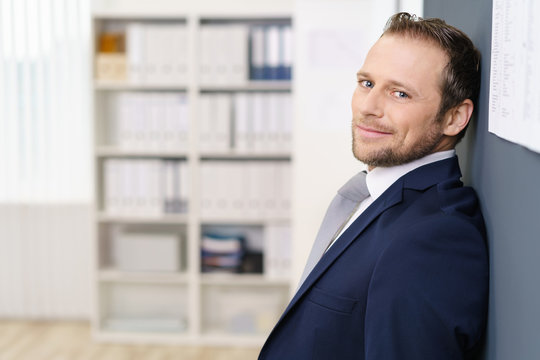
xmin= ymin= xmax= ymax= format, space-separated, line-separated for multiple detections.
xmin=351 ymin=34 xmax=452 ymax=169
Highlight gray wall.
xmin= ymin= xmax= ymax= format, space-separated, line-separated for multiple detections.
xmin=424 ymin=0 xmax=540 ymax=359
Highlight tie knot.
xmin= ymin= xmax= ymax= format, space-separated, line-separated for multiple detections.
xmin=337 ymin=171 xmax=369 ymax=202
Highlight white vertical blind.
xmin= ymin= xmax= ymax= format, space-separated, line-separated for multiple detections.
xmin=0 ymin=0 xmax=91 ymax=203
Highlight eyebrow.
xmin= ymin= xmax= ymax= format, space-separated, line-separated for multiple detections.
xmin=356 ymin=70 xmax=419 ymax=97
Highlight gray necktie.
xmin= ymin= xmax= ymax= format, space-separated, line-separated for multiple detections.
xmin=298 ymin=171 xmax=369 ymax=287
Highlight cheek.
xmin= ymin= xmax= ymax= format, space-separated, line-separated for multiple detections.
xmin=391 ymin=114 xmax=426 ymax=143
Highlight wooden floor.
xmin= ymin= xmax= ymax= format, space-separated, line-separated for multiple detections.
xmin=0 ymin=320 xmax=260 ymax=360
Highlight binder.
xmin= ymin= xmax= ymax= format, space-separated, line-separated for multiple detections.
xmin=126 ymin=23 xmax=146 ymax=84
xmin=229 ymin=25 xmax=249 ymax=85
xmin=144 ymin=25 xmax=163 ymax=85
xmin=148 ymin=93 xmax=165 ymax=150
xmin=199 ymin=27 xmax=213 ymax=86
xmin=279 ymin=93 xmax=293 ymax=151
xmin=104 ymin=159 xmax=119 ymax=214
xmin=148 ymin=160 xmax=163 ymax=216
xmin=281 ymin=26 xmax=293 ymax=80
xmin=172 ymin=93 xmax=189 ymax=151
xmin=252 ymin=93 xmax=267 ymax=152
xmin=170 ymin=25 xmax=188 ymax=85
xmin=229 ymin=162 xmax=245 ymax=217
xmin=261 ymin=162 xmax=278 ymax=218
xmin=250 ymin=26 xmax=265 ymax=80
xmin=247 ymin=161 xmax=264 ymax=217
xmin=213 ymin=26 xmax=229 ymax=85
xmin=233 ymin=93 xmax=250 ymax=151
xmin=266 ymin=93 xmax=280 ymax=152
xmin=163 ymin=160 xmax=175 ymax=214
xmin=199 ymin=162 xmax=214 ymax=217
xmin=198 ymin=94 xmax=213 ymax=152
xmin=265 ymin=26 xmax=280 ymax=80
xmin=264 ymin=224 xmax=291 ymax=279
xmin=179 ymin=161 xmax=189 ymax=213
xmin=276 ymin=162 xmax=292 ymax=218
xmin=216 ymin=94 xmax=232 ymax=152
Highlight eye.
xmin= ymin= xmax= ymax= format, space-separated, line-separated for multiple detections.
xmin=359 ymin=80 xmax=374 ymax=89
xmin=392 ymin=90 xmax=409 ymax=99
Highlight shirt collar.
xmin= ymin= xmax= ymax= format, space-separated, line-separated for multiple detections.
xmin=365 ymin=150 xmax=456 ymax=201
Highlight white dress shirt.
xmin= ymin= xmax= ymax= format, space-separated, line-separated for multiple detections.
xmin=328 ymin=150 xmax=456 ymax=250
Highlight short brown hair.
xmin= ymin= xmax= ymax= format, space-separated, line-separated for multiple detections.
xmin=383 ymin=12 xmax=481 ymax=142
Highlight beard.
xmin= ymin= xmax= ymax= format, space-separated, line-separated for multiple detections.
xmin=351 ymin=116 xmax=445 ymax=168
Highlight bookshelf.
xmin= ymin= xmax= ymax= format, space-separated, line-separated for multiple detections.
xmin=91 ymin=1 xmax=294 ymax=345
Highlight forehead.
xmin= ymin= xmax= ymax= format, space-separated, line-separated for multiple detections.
xmin=360 ymin=34 xmax=448 ymax=92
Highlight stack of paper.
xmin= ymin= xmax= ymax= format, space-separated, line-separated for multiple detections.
xmin=201 ymin=233 xmax=245 ymax=273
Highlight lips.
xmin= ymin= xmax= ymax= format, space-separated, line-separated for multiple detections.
xmin=355 ymin=123 xmax=392 ymax=138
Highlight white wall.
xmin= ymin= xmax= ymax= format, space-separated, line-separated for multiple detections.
xmin=399 ymin=0 xmax=424 ymax=16
xmin=0 ymin=204 xmax=92 ymax=319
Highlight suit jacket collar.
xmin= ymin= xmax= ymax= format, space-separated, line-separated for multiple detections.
xmin=277 ymin=156 xmax=462 ymax=324
xmin=366 ymin=149 xmax=455 ymax=200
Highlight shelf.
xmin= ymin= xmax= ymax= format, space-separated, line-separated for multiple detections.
xmin=199 ymin=152 xmax=291 ymax=160
xmin=94 ymin=81 xmax=188 ymax=91
xmin=200 ymin=81 xmax=291 ymax=92
xmin=94 ymin=329 xmax=193 ymax=344
xmin=96 ymin=147 xmax=189 ymax=158
xmin=92 ymin=12 xmax=189 ymax=20
xmin=97 ymin=213 xmax=189 ymax=224
xmin=96 ymin=148 xmax=290 ymax=160
xmin=200 ymin=217 xmax=289 ymax=225
xmin=93 ymin=4 xmax=292 ymax=20
xmin=99 ymin=269 xmax=189 ymax=284
xmin=201 ymin=273 xmax=290 ymax=287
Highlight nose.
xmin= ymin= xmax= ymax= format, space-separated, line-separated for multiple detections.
xmin=352 ymin=86 xmax=384 ymax=118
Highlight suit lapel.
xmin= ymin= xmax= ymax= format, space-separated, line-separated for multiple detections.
xmin=279 ymin=180 xmax=404 ymax=320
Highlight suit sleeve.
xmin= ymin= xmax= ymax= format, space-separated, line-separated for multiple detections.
xmin=364 ymin=215 xmax=488 ymax=360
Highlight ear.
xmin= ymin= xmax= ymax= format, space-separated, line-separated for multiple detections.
xmin=442 ymin=99 xmax=474 ymax=136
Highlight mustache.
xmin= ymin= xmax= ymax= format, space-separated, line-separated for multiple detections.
xmin=352 ymin=118 xmax=394 ymax=134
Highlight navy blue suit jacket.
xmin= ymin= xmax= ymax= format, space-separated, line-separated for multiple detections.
xmin=259 ymin=157 xmax=488 ymax=359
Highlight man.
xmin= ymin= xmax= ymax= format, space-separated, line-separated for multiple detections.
xmin=259 ymin=12 xmax=488 ymax=360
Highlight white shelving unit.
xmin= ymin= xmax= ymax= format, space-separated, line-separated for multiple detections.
xmin=91 ymin=0 xmax=294 ymax=345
